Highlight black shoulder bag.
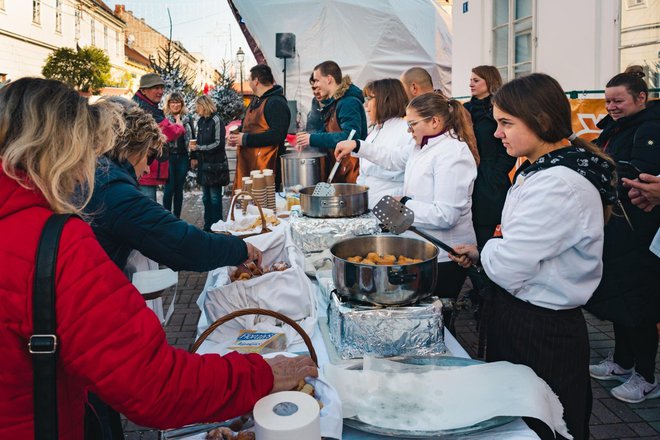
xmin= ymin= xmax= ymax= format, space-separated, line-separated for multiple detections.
xmin=30 ymin=214 xmax=73 ymax=440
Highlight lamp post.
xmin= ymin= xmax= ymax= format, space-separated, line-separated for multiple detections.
xmin=236 ymin=47 xmax=245 ymax=97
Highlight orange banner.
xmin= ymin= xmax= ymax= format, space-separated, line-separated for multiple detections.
xmin=570 ymin=98 xmax=607 ymax=142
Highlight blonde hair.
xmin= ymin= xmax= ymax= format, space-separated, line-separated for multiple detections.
xmin=195 ymin=95 xmax=217 ymax=117
xmin=164 ymin=92 xmax=189 ymax=116
xmin=0 ymin=78 xmax=121 ymax=214
xmin=101 ymin=96 xmax=165 ymax=163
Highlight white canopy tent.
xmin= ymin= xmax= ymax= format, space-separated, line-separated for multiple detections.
xmin=231 ymin=0 xmax=452 ymax=128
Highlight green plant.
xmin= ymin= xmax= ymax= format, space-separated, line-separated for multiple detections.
xmin=42 ymin=46 xmax=111 ymax=93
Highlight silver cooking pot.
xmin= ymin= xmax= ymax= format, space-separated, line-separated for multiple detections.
xmin=280 ymin=152 xmax=326 ymax=190
xmin=331 ymin=235 xmax=438 ymax=306
xmin=299 ymin=183 xmax=369 ymax=218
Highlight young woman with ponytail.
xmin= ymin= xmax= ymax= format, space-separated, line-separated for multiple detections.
xmin=335 ymin=92 xmax=479 ymax=299
xmin=450 ymin=73 xmax=617 ymax=440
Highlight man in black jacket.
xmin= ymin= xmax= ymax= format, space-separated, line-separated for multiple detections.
xmin=228 ymin=64 xmax=290 ymax=191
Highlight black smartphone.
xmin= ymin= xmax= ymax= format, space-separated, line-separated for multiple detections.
xmin=617 ymin=161 xmax=642 ymax=181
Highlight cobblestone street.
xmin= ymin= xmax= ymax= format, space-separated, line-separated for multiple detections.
xmin=123 ymin=190 xmax=660 ymax=440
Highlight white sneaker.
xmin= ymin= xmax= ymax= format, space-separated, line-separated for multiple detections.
xmin=589 ymin=353 xmax=633 ymax=382
xmin=610 ymin=372 xmax=660 ymax=403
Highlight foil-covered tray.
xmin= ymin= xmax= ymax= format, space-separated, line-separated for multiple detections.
xmin=343 ymin=357 xmax=517 ymax=438
xmin=327 ymin=292 xmax=445 ymax=359
xmin=289 ymin=212 xmax=381 ymax=253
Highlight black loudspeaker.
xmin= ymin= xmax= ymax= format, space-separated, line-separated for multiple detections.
xmin=276 ymin=33 xmax=295 ymax=59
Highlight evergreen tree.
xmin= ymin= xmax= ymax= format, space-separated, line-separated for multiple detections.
xmin=150 ymin=39 xmax=197 ymax=108
xmin=208 ymin=60 xmax=244 ymax=125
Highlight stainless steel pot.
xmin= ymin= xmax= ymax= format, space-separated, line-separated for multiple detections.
xmin=331 ymin=235 xmax=438 ymax=306
xmin=299 ymin=183 xmax=369 ymax=218
xmin=280 ymin=152 xmax=326 ymax=190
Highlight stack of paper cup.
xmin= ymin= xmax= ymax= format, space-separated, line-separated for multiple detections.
xmin=243 ymin=179 xmax=253 ymax=215
xmin=262 ymin=169 xmax=276 ymax=211
xmin=241 ymin=176 xmax=251 ymax=191
xmin=252 ymin=173 xmax=267 ymax=210
xmin=253 ymin=391 xmax=321 ymax=440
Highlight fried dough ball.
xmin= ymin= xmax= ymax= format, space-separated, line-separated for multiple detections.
xmin=235 ymin=432 xmax=255 ymax=440
xmin=347 ymin=256 xmax=363 ymax=263
xmin=366 ymin=252 xmax=380 ymax=261
xmin=362 ymin=259 xmax=376 ymax=265
xmin=207 ymin=427 xmax=234 ymax=440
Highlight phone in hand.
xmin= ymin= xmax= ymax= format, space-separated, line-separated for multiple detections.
xmin=617 ymin=161 xmax=642 ymax=181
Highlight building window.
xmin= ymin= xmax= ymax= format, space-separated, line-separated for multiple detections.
xmin=0 ymin=0 xmax=5 ymax=11
xmin=91 ymin=18 xmax=95 ymax=46
xmin=55 ymin=0 xmax=62 ymax=33
xmin=75 ymin=9 xmax=80 ymax=42
xmin=493 ymin=0 xmax=534 ymax=81
xmin=104 ymin=25 xmax=108 ymax=52
xmin=33 ymin=0 xmax=41 ymax=24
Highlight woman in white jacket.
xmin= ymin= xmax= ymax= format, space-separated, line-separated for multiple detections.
xmin=357 ymin=79 xmax=410 ymax=208
xmin=450 ymin=73 xmax=617 ymax=440
xmin=336 ymin=92 xmax=479 ymax=299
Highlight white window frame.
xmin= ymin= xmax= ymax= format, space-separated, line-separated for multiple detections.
xmin=91 ymin=18 xmax=95 ymax=46
xmin=33 ymin=0 xmax=41 ymax=24
xmin=55 ymin=0 xmax=62 ymax=34
xmin=626 ymin=0 xmax=646 ymax=9
xmin=104 ymin=25 xmax=108 ymax=52
xmin=492 ymin=0 xmax=536 ymax=81
xmin=75 ymin=8 xmax=81 ymax=42
xmin=0 ymin=0 xmax=5 ymax=11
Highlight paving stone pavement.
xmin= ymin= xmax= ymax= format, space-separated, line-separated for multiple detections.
xmin=122 ymin=190 xmax=660 ymax=439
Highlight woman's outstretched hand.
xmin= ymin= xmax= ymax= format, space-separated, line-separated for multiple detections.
xmin=335 ymin=140 xmax=357 ymax=161
xmin=265 ymin=355 xmax=318 ymax=393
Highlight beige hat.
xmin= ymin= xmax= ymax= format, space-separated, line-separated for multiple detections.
xmin=139 ymin=73 xmax=165 ymax=89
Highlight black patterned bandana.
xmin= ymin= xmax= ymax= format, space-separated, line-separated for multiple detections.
xmin=517 ymin=146 xmax=617 ymax=205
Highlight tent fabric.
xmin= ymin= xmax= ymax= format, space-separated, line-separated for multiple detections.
xmin=232 ymin=0 xmax=452 ymax=128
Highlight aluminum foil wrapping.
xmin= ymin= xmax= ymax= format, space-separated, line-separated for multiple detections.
xmin=328 ymin=292 xmax=446 ymax=359
xmin=289 ymin=212 xmax=381 ymax=253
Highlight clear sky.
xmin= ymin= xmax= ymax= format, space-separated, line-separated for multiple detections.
xmin=109 ymin=0 xmax=257 ymax=69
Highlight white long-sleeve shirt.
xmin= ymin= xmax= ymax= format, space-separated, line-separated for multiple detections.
xmin=357 ymin=132 xmax=478 ymax=262
xmin=356 ymin=118 xmax=408 ymax=209
xmin=481 ymin=166 xmax=605 ymax=310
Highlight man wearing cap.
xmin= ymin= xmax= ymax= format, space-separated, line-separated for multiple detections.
xmin=132 ymin=73 xmax=185 ymax=201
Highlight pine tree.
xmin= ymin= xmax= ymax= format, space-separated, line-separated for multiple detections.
xmin=207 ymin=60 xmax=244 ymax=125
xmin=150 ymin=38 xmax=197 ymax=108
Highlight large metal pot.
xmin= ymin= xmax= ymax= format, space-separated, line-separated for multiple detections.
xmin=299 ymin=183 xmax=369 ymax=218
xmin=280 ymin=152 xmax=326 ymax=190
xmin=331 ymin=235 xmax=438 ymax=305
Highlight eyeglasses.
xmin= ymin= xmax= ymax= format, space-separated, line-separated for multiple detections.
xmin=146 ymin=149 xmax=159 ymax=166
xmin=407 ymin=116 xmax=432 ymax=130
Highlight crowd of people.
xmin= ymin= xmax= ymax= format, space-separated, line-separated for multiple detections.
xmin=0 ymin=57 xmax=657 ymax=440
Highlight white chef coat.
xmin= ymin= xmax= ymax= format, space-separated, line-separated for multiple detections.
xmin=481 ymin=166 xmax=605 ymax=310
xmin=356 ymin=118 xmax=408 ymax=209
xmin=357 ymin=131 xmax=478 ymax=262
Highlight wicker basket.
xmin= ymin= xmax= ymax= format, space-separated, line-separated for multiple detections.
xmin=223 ymin=190 xmax=272 ymax=239
xmin=190 ymin=307 xmax=318 ymax=365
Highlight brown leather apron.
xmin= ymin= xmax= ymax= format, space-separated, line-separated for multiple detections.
xmin=235 ymin=97 xmax=279 ymax=190
xmin=324 ymin=102 xmax=360 ymax=183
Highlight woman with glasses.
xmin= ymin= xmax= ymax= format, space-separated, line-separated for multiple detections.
xmin=357 ymin=78 xmax=410 ymax=208
xmin=335 ymin=92 xmax=479 ymax=299
xmin=586 ymin=66 xmax=660 ymax=404
xmin=464 ymin=65 xmax=516 ymax=246
xmin=162 ymin=92 xmax=195 ymax=218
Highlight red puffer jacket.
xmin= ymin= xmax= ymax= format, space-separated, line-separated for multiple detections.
xmin=0 ymin=168 xmax=273 ymax=439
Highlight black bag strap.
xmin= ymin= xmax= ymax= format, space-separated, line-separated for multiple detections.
xmin=30 ymin=213 xmax=74 ymax=440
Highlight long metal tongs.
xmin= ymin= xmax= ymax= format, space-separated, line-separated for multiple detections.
xmin=312 ymin=129 xmax=357 ymax=196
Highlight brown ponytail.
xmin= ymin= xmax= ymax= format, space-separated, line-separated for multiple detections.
xmin=408 ymin=93 xmax=480 ymax=165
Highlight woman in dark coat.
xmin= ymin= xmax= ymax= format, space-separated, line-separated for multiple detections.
xmin=464 ymin=65 xmax=517 ymax=246
xmin=191 ymin=95 xmax=229 ymax=231
xmin=587 ymin=66 xmax=660 ymax=404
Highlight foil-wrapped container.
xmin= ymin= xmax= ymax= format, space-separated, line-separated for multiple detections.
xmin=328 ymin=292 xmax=446 ymax=359
xmin=289 ymin=212 xmax=381 ymax=253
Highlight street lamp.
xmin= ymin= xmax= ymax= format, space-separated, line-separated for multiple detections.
xmin=236 ymin=47 xmax=245 ymax=97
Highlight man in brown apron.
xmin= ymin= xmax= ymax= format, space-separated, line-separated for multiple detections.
xmin=295 ymin=60 xmax=367 ymax=183
xmin=228 ymin=64 xmax=290 ymax=191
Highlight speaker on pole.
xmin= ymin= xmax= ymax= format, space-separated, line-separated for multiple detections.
xmin=276 ymin=33 xmax=296 ymax=59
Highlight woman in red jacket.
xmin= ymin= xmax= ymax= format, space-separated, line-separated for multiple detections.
xmin=0 ymin=78 xmax=317 ymax=439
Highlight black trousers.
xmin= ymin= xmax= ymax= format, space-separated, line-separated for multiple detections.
xmin=613 ymin=322 xmax=659 ymax=383
xmin=485 ymin=289 xmax=592 ymax=440
xmin=433 ymin=261 xmax=468 ymax=300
